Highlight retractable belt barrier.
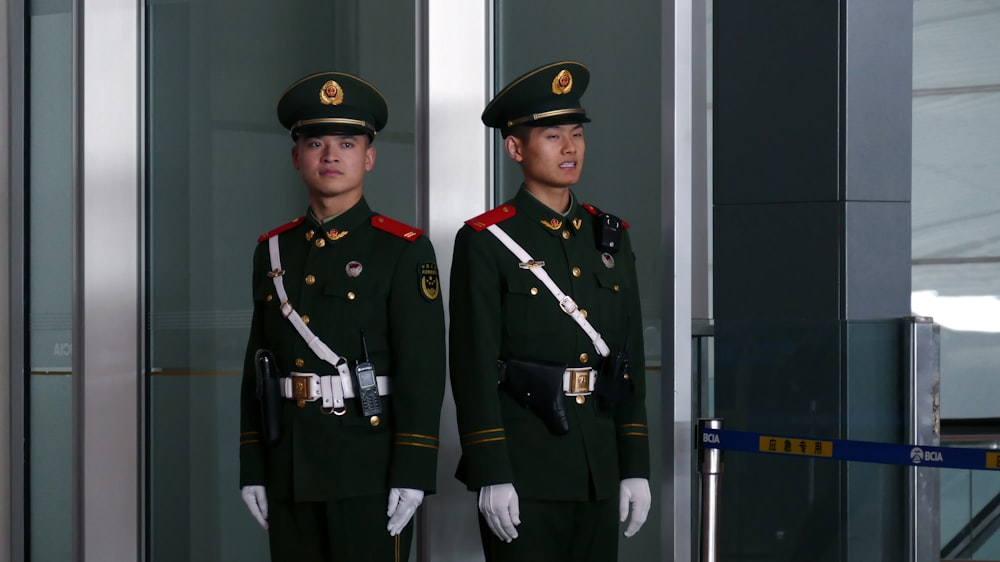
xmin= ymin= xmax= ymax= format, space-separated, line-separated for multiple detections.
xmin=700 ymin=427 xmax=1000 ymax=471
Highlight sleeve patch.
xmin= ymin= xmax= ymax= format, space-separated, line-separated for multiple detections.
xmin=465 ymin=205 xmax=517 ymax=231
xmin=419 ymin=263 xmax=440 ymax=301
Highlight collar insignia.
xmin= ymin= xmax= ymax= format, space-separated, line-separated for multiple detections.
xmin=541 ymin=218 xmax=563 ymax=230
xmin=572 ymin=218 xmax=583 ymax=230
xmin=326 ymin=229 xmax=349 ymax=241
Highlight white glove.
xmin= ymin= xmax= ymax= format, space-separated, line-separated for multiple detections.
xmin=240 ymin=485 xmax=269 ymax=531
xmin=619 ymin=478 xmax=651 ymax=537
xmin=478 ymin=483 xmax=521 ymax=543
xmin=386 ymin=487 xmax=424 ymax=536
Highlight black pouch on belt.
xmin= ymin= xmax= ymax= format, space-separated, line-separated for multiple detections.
xmin=498 ymin=358 xmax=569 ymax=436
xmin=255 ymin=349 xmax=283 ymax=444
xmin=594 ymin=347 xmax=633 ymax=412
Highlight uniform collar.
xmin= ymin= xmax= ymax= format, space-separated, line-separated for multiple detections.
xmin=513 ymin=186 xmax=587 ymax=236
xmin=305 ymin=197 xmax=373 ymax=240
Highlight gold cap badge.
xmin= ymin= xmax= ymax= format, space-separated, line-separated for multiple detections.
xmin=552 ymin=69 xmax=573 ymax=95
xmin=319 ymin=80 xmax=344 ymax=106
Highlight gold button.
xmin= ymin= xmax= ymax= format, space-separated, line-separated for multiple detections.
xmin=613 ymin=284 xmax=621 ymax=292
xmin=579 ymin=353 xmax=589 ymax=363
xmin=576 ymin=395 xmax=586 ymax=405
xmin=581 ymin=309 xmax=588 ymax=318
xmin=305 ymin=230 xmax=315 ymax=241
xmin=624 ymin=373 xmax=630 ymax=380
xmin=301 ymin=315 xmax=310 ymax=325
xmin=347 ymin=291 xmax=356 ymax=300
xmin=266 ymin=294 xmax=273 ymax=302
xmin=562 ymin=230 xmax=570 ymax=240
xmin=305 ymin=275 xmax=316 ymax=285
xmin=530 ymin=287 xmax=539 ymax=296
xmin=572 ymin=267 xmax=581 ymax=277
xmin=369 ymin=415 xmax=380 ymax=427
xmin=315 ymin=238 xmax=326 ymax=248
xmin=295 ymin=358 xmax=305 ymax=368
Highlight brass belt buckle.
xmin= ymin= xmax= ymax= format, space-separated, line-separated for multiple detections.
xmin=567 ymin=368 xmax=592 ymax=395
xmin=292 ymin=375 xmax=313 ymax=408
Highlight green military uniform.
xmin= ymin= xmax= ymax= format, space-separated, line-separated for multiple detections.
xmin=239 ymin=72 xmax=445 ymax=562
xmin=449 ymin=62 xmax=650 ymax=561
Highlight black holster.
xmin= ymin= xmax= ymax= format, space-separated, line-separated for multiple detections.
xmin=255 ymin=349 xmax=283 ymax=444
xmin=594 ymin=348 xmax=633 ymax=412
xmin=498 ymin=358 xmax=569 ymax=436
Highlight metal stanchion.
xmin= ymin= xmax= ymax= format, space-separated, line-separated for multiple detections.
xmin=698 ymin=418 xmax=723 ymax=562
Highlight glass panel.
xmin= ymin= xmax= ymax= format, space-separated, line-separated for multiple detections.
xmin=912 ymin=1 xmax=1000 ymax=554
xmin=495 ymin=2 xmax=663 ymax=559
xmin=28 ymin=0 xmax=73 ymax=559
xmin=147 ymin=1 xmax=415 ymax=559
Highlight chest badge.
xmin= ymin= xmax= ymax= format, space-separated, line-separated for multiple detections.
xmin=345 ymin=261 xmax=363 ymax=277
xmin=518 ymin=260 xmax=546 ymax=270
xmin=327 ymin=229 xmax=349 ymax=241
xmin=601 ymin=252 xmax=616 ymax=269
xmin=419 ymin=263 xmax=440 ymax=301
xmin=541 ymin=218 xmax=563 ymax=230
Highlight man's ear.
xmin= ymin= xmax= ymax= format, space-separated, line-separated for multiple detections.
xmin=504 ymin=135 xmax=524 ymax=163
xmin=365 ymin=145 xmax=377 ymax=172
xmin=291 ymin=144 xmax=300 ymax=170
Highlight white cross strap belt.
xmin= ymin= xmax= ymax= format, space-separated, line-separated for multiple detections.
xmin=486 ymin=224 xmax=611 ymax=357
xmin=281 ymin=372 xmax=391 ymax=411
xmin=267 ymin=236 xmax=353 ymax=383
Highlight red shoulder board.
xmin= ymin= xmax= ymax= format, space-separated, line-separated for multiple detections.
xmin=371 ymin=215 xmax=423 ymax=242
xmin=258 ymin=216 xmax=306 ymax=242
xmin=466 ymin=204 xmax=517 ymax=232
xmin=582 ymin=203 xmax=630 ymax=229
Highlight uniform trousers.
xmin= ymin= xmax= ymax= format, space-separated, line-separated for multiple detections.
xmin=479 ymin=496 xmax=619 ymax=562
xmin=268 ymin=494 xmax=412 ymax=562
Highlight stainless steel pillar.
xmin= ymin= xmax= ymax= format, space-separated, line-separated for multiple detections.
xmin=905 ymin=316 xmax=941 ymax=562
xmin=698 ymin=418 xmax=723 ymax=562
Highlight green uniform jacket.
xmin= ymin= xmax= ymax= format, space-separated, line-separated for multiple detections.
xmin=239 ymin=197 xmax=446 ymax=502
xmin=449 ymin=187 xmax=650 ymax=502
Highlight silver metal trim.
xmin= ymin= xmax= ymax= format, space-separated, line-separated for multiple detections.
xmin=75 ymin=0 xmax=143 ymax=559
xmin=6 ymin=0 xmax=28 ymax=559
xmin=905 ymin=317 xmax=941 ymax=562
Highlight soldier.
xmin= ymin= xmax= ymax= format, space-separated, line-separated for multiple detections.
xmin=449 ymin=61 xmax=652 ymax=561
xmin=239 ymin=71 xmax=446 ymax=562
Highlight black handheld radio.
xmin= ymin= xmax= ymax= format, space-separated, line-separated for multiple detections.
xmin=353 ymin=332 xmax=382 ymax=417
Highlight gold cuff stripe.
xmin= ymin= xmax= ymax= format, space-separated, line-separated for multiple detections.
xmin=240 ymin=431 xmax=261 ymax=437
xmin=620 ymin=423 xmax=648 ymax=429
xmin=394 ymin=433 xmax=440 ymax=442
xmin=506 ymin=108 xmax=587 ymax=128
xmin=461 ymin=428 xmax=505 ymax=438
xmin=620 ymin=432 xmax=649 ymax=438
xmin=240 ymin=438 xmax=260 ymax=445
xmin=394 ymin=441 xmax=439 ymax=450
xmin=463 ymin=436 xmax=506 ymax=447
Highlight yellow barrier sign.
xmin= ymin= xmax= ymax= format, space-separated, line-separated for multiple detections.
xmin=988 ymin=452 xmax=1000 ymax=470
xmin=759 ymin=436 xmax=833 ymax=458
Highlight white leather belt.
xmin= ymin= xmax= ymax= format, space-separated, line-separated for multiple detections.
xmin=280 ymin=372 xmax=391 ymax=413
xmin=563 ymin=367 xmax=597 ymax=396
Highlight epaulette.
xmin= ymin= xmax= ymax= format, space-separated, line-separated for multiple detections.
xmin=466 ymin=204 xmax=517 ymax=232
xmin=371 ymin=215 xmax=423 ymax=242
xmin=258 ymin=216 xmax=306 ymax=242
xmin=582 ymin=202 xmax=630 ymax=229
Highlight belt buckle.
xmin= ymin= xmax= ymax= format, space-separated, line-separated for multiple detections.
xmin=292 ymin=375 xmax=314 ymax=408
xmin=566 ymin=368 xmax=593 ymax=396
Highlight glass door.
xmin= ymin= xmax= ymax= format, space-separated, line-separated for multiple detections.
xmin=147 ymin=1 xmax=416 ymax=559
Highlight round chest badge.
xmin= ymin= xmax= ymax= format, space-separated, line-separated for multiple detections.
xmin=601 ymin=252 xmax=615 ymax=269
xmin=345 ymin=261 xmax=363 ymax=277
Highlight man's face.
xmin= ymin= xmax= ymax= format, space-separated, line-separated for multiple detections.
xmin=291 ymin=133 xmax=375 ymax=200
xmin=507 ymin=124 xmax=586 ymax=190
